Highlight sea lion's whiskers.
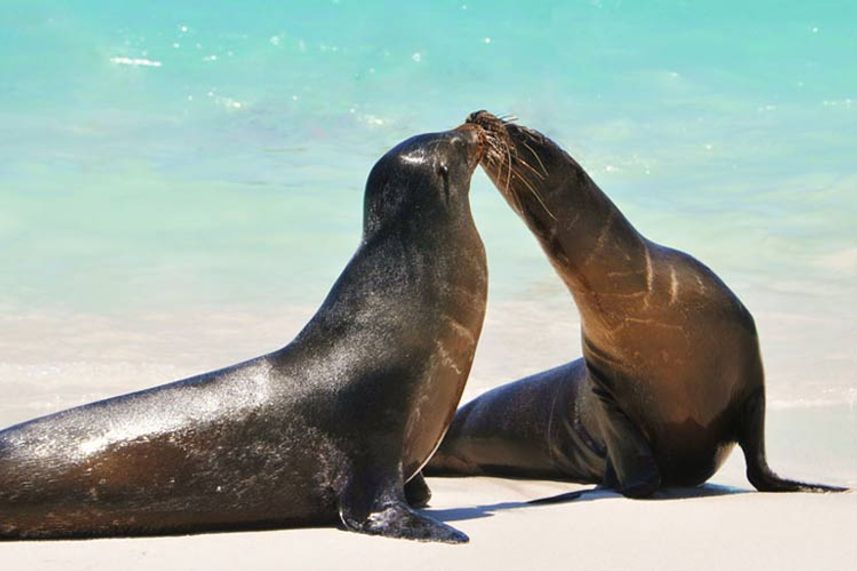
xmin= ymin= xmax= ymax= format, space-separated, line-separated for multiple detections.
xmin=469 ymin=116 xmax=532 ymax=215
xmin=485 ymin=134 xmax=504 ymax=159
xmin=511 ymin=170 xmax=537 ymax=195
xmin=496 ymin=138 xmax=554 ymax=219
xmin=521 ymin=139 xmax=549 ymax=177
xmin=511 ymin=170 xmax=556 ymax=220
xmin=513 ymin=153 xmax=547 ymax=181
xmin=483 ymin=139 xmax=506 ymax=171
xmin=504 ymin=142 xmax=522 ymax=213
xmin=486 ymin=130 xmax=507 ymax=157
xmin=500 ymin=137 xmax=512 ymax=185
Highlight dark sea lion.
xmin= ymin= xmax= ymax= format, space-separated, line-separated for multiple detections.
xmin=0 ymin=125 xmax=488 ymax=542
xmin=427 ymin=111 xmax=845 ymax=497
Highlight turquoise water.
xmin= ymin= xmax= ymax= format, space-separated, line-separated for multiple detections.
xmin=1 ymin=1 xmax=855 ymax=424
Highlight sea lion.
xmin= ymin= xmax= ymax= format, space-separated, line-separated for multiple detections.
xmin=427 ymin=111 xmax=845 ymax=496
xmin=0 ymin=125 xmax=488 ymax=542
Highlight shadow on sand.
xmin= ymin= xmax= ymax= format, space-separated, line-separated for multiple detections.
xmin=423 ymin=483 xmax=749 ymax=524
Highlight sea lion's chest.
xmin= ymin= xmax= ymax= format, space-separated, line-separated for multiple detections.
xmin=401 ymin=248 xmax=487 ymax=477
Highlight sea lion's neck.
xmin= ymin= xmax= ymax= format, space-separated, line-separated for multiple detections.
xmin=513 ymin=164 xmax=651 ymax=321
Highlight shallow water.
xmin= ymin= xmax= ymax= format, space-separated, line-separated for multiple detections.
xmin=1 ymin=2 xmax=855 ymax=482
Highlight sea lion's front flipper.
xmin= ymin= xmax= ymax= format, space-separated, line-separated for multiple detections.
xmin=404 ymin=471 xmax=432 ymax=508
xmin=342 ymin=501 xmax=468 ymax=543
xmin=739 ymin=389 xmax=848 ymax=493
xmin=339 ymin=472 xmax=467 ymax=543
xmin=591 ymin=383 xmax=661 ymax=498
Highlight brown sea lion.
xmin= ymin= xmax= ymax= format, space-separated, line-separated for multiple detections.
xmin=427 ymin=111 xmax=845 ymax=497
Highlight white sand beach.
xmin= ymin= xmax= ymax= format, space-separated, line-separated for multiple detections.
xmin=1 ymin=303 xmax=854 ymax=570
xmin=1 ymin=475 xmax=855 ymax=571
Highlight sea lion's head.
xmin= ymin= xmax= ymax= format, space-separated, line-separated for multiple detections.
xmin=465 ymin=110 xmax=555 ymax=219
xmin=363 ymin=125 xmax=485 ymax=235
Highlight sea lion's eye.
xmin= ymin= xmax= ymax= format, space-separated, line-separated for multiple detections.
xmin=437 ymin=165 xmax=449 ymax=179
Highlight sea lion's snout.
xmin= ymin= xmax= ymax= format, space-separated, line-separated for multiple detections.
xmin=452 ymin=122 xmax=486 ymax=170
xmin=466 ymin=109 xmax=496 ymax=125
xmin=465 ymin=110 xmax=506 ymax=134
xmin=461 ymin=110 xmax=552 ymax=216
xmin=462 ymin=109 xmax=513 ymax=178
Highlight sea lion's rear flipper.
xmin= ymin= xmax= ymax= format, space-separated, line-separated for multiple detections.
xmin=339 ymin=472 xmax=467 ymax=543
xmin=738 ymin=389 xmax=847 ymax=493
xmin=591 ymin=384 xmax=661 ymax=498
xmin=404 ymin=471 xmax=431 ymax=508
xmin=527 ymin=489 xmax=588 ymax=504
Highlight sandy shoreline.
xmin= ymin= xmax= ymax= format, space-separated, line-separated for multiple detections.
xmin=1 ymin=475 xmax=854 ymax=571
xmin=1 ymin=304 xmax=854 ymax=569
